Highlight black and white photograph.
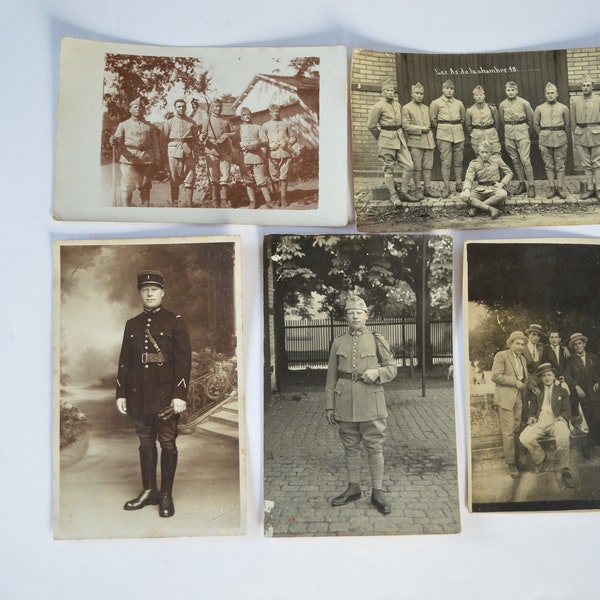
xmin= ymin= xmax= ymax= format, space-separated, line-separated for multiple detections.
xmin=264 ymin=234 xmax=460 ymax=536
xmin=54 ymin=38 xmax=347 ymax=226
xmin=352 ymin=46 xmax=600 ymax=232
xmin=53 ymin=237 xmax=245 ymax=538
xmin=466 ymin=239 xmax=600 ymax=512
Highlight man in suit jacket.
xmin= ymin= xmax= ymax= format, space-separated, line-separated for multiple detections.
xmin=541 ymin=330 xmax=570 ymax=377
xmin=519 ymin=363 xmax=575 ymax=488
xmin=564 ymin=332 xmax=600 ymax=457
xmin=491 ymin=331 xmax=529 ymax=478
xmin=522 ymin=323 xmax=545 ymax=425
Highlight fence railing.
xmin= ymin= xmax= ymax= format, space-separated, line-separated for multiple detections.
xmin=284 ymin=316 xmax=452 ymax=369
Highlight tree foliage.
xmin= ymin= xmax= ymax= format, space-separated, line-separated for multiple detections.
xmin=288 ymin=57 xmax=320 ymax=78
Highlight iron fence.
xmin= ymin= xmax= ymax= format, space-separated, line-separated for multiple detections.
xmin=284 ymin=316 xmax=452 ymax=369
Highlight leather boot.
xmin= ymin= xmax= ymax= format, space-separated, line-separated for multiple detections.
xmin=423 ymin=170 xmax=440 ymax=198
xmin=580 ymin=186 xmax=596 ymax=200
xmin=545 ymin=171 xmax=556 ymax=199
xmin=514 ymin=181 xmax=527 ymax=195
xmin=159 ymin=449 xmax=178 ymax=517
xmin=556 ymin=172 xmax=567 ymax=199
xmin=370 ymin=489 xmax=391 ymax=514
xmin=398 ymin=190 xmax=420 ymax=203
xmin=124 ymin=446 xmax=160 ymax=510
xmin=331 ymin=483 xmax=361 ymax=506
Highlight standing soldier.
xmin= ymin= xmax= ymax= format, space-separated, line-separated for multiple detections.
xmin=199 ymin=99 xmax=236 ymax=207
xmin=430 ymin=79 xmax=466 ymax=198
xmin=162 ymin=99 xmax=199 ymax=207
xmin=325 ymin=295 xmax=397 ymax=515
xmin=570 ymin=74 xmax=600 ymax=199
xmin=533 ymin=82 xmax=570 ymax=199
xmin=111 ymin=97 xmax=161 ymax=207
xmin=465 ymin=85 xmax=501 ymax=155
xmin=401 ymin=82 xmax=440 ymax=199
xmin=367 ymin=78 xmax=418 ymax=206
xmin=116 ymin=271 xmax=192 ymax=518
xmin=499 ymin=81 xmax=536 ymax=198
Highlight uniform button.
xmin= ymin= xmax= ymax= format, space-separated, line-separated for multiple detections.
xmin=144 ymin=365 xmax=149 ymax=369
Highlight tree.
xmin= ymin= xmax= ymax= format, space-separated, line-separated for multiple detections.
xmin=288 ymin=57 xmax=320 ymax=78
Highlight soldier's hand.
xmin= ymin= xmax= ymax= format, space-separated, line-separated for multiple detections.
xmin=421 ymin=126 xmax=430 ymax=134
xmin=515 ymin=380 xmax=525 ymax=390
xmin=172 ymin=398 xmax=187 ymax=414
xmin=527 ymin=417 xmax=537 ymax=426
xmin=361 ymin=369 xmax=380 ymax=384
xmin=460 ymin=190 xmax=470 ymax=202
xmin=325 ymin=409 xmax=337 ymax=426
xmin=116 ymin=398 xmax=127 ymax=414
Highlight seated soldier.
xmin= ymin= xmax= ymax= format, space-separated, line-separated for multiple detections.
xmin=519 ymin=362 xmax=575 ymax=488
xmin=460 ymin=139 xmax=513 ymax=219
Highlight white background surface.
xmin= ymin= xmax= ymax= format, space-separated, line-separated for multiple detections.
xmin=3 ymin=1 xmax=600 ymax=598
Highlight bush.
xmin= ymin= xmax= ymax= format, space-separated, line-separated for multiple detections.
xmin=60 ymin=401 xmax=89 ymax=449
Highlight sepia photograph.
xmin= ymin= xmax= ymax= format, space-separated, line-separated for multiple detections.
xmin=264 ymin=234 xmax=460 ymax=537
xmin=54 ymin=38 xmax=347 ymax=226
xmin=53 ymin=237 xmax=245 ymax=538
xmin=352 ymin=46 xmax=600 ymax=232
xmin=466 ymin=239 xmax=600 ymax=512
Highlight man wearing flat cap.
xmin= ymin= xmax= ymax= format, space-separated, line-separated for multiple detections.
xmin=519 ymin=363 xmax=574 ymax=487
xmin=325 ymin=295 xmax=397 ymax=514
xmin=570 ymin=74 xmax=600 ymax=199
xmin=116 ymin=270 xmax=191 ymax=517
xmin=111 ymin=97 xmax=161 ymax=207
xmin=533 ymin=83 xmax=570 ymax=199
xmin=564 ymin=332 xmax=600 ymax=457
xmin=491 ymin=331 xmax=529 ymax=478
xmin=367 ymin=78 xmax=419 ymax=206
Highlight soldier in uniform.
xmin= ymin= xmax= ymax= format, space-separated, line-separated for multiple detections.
xmin=111 ymin=97 xmax=161 ymax=207
xmin=460 ymin=140 xmax=512 ymax=219
xmin=533 ymin=82 xmax=570 ymax=199
xmin=325 ymin=295 xmax=397 ymax=515
xmin=367 ymin=78 xmax=418 ymax=207
xmin=570 ymin=74 xmax=600 ymax=199
xmin=116 ymin=270 xmax=192 ymax=518
xmin=401 ymin=82 xmax=440 ymax=200
xmin=162 ymin=99 xmax=199 ymax=207
xmin=199 ymin=99 xmax=236 ymax=207
xmin=261 ymin=103 xmax=297 ymax=208
xmin=465 ymin=85 xmax=501 ymax=155
xmin=499 ymin=81 xmax=536 ymax=198
xmin=429 ymin=79 xmax=466 ymax=198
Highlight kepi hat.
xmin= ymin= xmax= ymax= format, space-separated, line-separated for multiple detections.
xmin=137 ymin=270 xmax=165 ymax=290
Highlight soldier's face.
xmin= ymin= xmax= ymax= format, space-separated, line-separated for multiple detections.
xmin=442 ymin=86 xmax=454 ymax=98
xmin=510 ymin=339 xmax=525 ymax=354
xmin=212 ymin=103 xmax=223 ymax=116
xmin=241 ymin=111 xmax=251 ymax=122
xmin=473 ymin=92 xmax=485 ymax=104
xmin=505 ymin=86 xmax=518 ymax=99
xmin=549 ymin=332 xmax=560 ymax=346
xmin=412 ymin=90 xmax=424 ymax=103
xmin=269 ymin=106 xmax=281 ymax=120
xmin=541 ymin=371 xmax=555 ymax=386
xmin=382 ymin=87 xmax=395 ymax=100
xmin=130 ymin=101 xmax=143 ymax=118
xmin=479 ymin=149 xmax=491 ymax=161
xmin=582 ymin=82 xmax=593 ymax=96
xmin=175 ymin=101 xmax=186 ymax=116
xmin=545 ymin=90 xmax=557 ymax=102
xmin=139 ymin=285 xmax=165 ymax=309
xmin=346 ymin=309 xmax=367 ymax=331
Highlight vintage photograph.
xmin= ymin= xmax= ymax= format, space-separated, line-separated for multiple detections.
xmin=466 ymin=239 xmax=600 ymax=512
xmin=53 ymin=237 xmax=245 ymax=538
xmin=264 ymin=234 xmax=460 ymax=537
xmin=54 ymin=39 xmax=347 ymax=226
xmin=352 ymin=47 xmax=600 ymax=232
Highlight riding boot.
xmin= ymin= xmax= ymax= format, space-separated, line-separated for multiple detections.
xmin=423 ymin=169 xmax=440 ymax=198
xmin=545 ymin=170 xmax=556 ymax=199
xmin=246 ymin=186 xmax=257 ymax=209
xmin=159 ymin=448 xmax=178 ymax=517
xmin=124 ymin=446 xmax=159 ymax=510
xmin=556 ymin=171 xmax=567 ymax=199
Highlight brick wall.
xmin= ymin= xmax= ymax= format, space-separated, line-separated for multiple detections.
xmin=351 ymin=49 xmax=397 ymax=174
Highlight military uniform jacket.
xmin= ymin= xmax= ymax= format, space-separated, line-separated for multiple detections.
xmin=465 ymin=103 xmax=501 ymax=151
xmin=463 ymin=155 xmax=512 ymax=190
xmin=401 ymin=100 xmax=435 ymax=149
xmin=261 ymin=119 xmax=294 ymax=159
xmin=429 ymin=96 xmax=466 ymax=143
xmin=533 ymin=101 xmax=570 ymax=148
xmin=570 ymin=94 xmax=600 ymax=148
xmin=162 ymin=115 xmax=198 ymax=159
xmin=113 ymin=117 xmax=160 ymax=165
xmin=116 ymin=306 xmax=192 ymax=416
xmin=238 ymin=123 xmax=267 ymax=165
xmin=199 ymin=113 xmax=233 ymax=159
xmin=367 ymin=98 xmax=409 ymax=151
xmin=325 ymin=328 xmax=397 ymax=422
xmin=499 ymin=97 xmax=534 ymax=141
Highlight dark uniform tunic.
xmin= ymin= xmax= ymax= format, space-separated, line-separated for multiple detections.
xmin=116 ymin=306 xmax=191 ymax=417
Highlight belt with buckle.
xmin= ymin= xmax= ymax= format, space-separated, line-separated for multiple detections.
xmin=141 ymin=352 xmax=172 ymax=364
xmin=471 ymin=124 xmax=495 ymax=129
xmin=380 ymin=125 xmax=400 ymax=131
xmin=577 ymin=122 xmax=600 ymax=127
xmin=437 ymin=119 xmax=462 ymax=125
xmin=505 ymin=119 xmax=526 ymax=125
xmin=338 ymin=371 xmax=362 ymax=382
xmin=540 ymin=126 xmax=565 ymax=131
xmin=478 ymin=181 xmax=498 ymax=186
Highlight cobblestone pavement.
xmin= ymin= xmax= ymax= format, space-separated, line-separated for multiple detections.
xmin=264 ymin=376 xmax=460 ymax=537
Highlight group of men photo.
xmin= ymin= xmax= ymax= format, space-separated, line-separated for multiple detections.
xmin=368 ymin=74 xmax=600 ymax=220
xmin=110 ymin=97 xmax=296 ymax=209
xmin=490 ymin=324 xmax=600 ymax=488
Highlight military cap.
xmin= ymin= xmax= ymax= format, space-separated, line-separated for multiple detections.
xmin=506 ymin=331 xmax=527 ymax=347
xmin=381 ymin=78 xmax=395 ymax=91
xmin=345 ymin=295 xmax=368 ymax=313
xmin=411 ymin=82 xmax=425 ymax=92
xmin=137 ymin=270 xmax=165 ymax=289
xmin=442 ymin=79 xmax=455 ymax=89
xmin=568 ymin=332 xmax=588 ymax=348
xmin=525 ymin=323 xmax=545 ymax=336
xmin=472 ymin=85 xmax=485 ymax=95
xmin=545 ymin=82 xmax=558 ymax=92
xmin=129 ymin=96 xmax=145 ymax=108
xmin=581 ymin=73 xmax=594 ymax=85
xmin=536 ymin=362 xmax=556 ymax=377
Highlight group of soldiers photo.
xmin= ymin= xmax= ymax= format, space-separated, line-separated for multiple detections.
xmin=367 ymin=74 xmax=600 ymax=220
xmin=110 ymin=96 xmax=297 ymax=210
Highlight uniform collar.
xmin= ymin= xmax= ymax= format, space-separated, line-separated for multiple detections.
xmin=143 ymin=306 xmax=162 ymax=314
xmin=349 ymin=329 xmax=365 ymax=337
